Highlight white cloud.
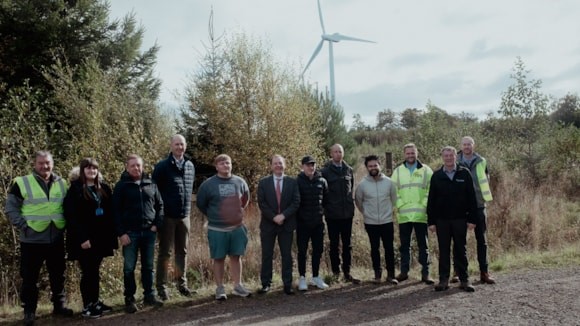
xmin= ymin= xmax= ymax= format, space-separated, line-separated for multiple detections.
xmin=108 ymin=0 xmax=580 ymax=125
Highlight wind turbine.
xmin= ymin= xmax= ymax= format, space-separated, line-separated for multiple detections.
xmin=302 ymin=0 xmax=375 ymax=102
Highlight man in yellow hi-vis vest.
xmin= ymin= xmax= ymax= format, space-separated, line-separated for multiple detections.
xmin=456 ymin=136 xmax=495 ymax=285
xmin=5 ymin=151 xmax=73 ymax=325
xmin=391 ymin=143 xmax=435 ymax=285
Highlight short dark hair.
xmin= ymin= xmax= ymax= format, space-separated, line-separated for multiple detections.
xmin=364 ymin=154 xmax=380 ymax=167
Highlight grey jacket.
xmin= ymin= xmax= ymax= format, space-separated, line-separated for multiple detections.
xmin=355 ymin=173 xmax=398 ymax=225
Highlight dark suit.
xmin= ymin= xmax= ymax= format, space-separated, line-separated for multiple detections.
xmin=258 ymin=175 xmax=300 ymax=288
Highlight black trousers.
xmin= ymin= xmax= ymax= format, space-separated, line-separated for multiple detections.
xmin=296 ymin=223 xmax=325 ymax=277
xmin=364 ymin=223 xmax=395 ymax=277
xmin=260 ymin=226 xmax=294 ymax=287
xmin=474 ymin=207 xmax=489 ymax=273
xmin=436 ymin=219 xmax=469 ymax=282
xmin=20 ymin=240 xmax=66 ymax=313
xmin=78 ymin=253 xmax=104 ymax=307
xmin=326 ymin=218 xmax=353 ymax=275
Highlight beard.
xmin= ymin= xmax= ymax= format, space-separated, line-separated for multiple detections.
xmin=369 ymin=169 xmax=379 ymax=177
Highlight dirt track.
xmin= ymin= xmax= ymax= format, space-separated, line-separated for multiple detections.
xmin=19 ymin=265 xmax=579 ymax=326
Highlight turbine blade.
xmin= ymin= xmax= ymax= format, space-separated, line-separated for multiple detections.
xmin=317 ymin=0 xmax=326 ymax=34
xmin=327 ymin=33 xmax=376 ymax=43
xmin=302 ymin=40 xmax=325 ymax=76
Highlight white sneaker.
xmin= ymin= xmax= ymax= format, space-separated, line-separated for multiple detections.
xmin=310 ymin=276 xmax=329 ymax=289
xmin=298 ymin=276 xmax=308 ymax=291
xmin=233 ymin=283 xmax=252 ymax=297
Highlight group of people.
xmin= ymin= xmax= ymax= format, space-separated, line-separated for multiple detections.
xmin=5 ymin=134 xmax=495 ymax=326
xmin=5 ymin=135 xmax=196 ymax=325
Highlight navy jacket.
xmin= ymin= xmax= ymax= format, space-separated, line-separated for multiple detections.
xmin=427 ymin=164 xmax=477 ymax=226
xmin=152 ymin=154 xmax=195 ymax=219
xmin=296 ymin=171 xmax=328 ymax=227
xmin=321 ymin=161 xmax=355 ymax=220
xmin=113 ymin=172 xmax=164 ymax=236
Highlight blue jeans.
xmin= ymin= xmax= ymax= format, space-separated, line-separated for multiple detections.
xmin=123 ymin=229 xmax=156 ymax=299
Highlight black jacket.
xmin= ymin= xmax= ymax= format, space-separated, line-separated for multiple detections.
xmin=321 ymin=161 xmax=355 ymax=220
xmin=296 ymin=171 xmax=328 ymax=227
xmin=63 ymin=180 xmax=118 ymax=260
xmin=113 ymin=171 xmax=164 ymax=236
xmin=152 ymin=154 xmax=195 ymax=219
xmin=427 ymin=164 xmax=477 ymax=226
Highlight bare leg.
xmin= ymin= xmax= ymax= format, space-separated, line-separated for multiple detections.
xmin=213 ymin=258 xmax=225 ymax=286
xmin=230 ymin=256 xmax=242 ymax=286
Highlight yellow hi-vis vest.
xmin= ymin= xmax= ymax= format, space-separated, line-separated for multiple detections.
xmin=475 ymin=159 xmax=493 ymax=202
xmin=392 ymin=164 xmax=433 ymax=224
xmin=15 ymin=174 xmax=67 ymax=232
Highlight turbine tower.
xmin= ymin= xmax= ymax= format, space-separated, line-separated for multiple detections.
xmin=302 ymin=0 xmax=375 ymax=102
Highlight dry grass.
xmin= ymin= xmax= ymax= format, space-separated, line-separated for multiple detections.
xmin=0 ymin=164 xmax=578 ymax=317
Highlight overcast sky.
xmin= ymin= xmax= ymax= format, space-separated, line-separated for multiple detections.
xmin=108 ymin=0 xmax=580 ymax=126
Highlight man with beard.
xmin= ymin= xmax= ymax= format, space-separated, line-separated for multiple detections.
xmin=391 ymin=143 xmax=434 ymax=285
xmin=355 ymin=155 xmax=398 ymax=284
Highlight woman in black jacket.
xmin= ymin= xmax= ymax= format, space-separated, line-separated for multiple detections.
xmin=64 ymin=158 xmax=117 ymax=318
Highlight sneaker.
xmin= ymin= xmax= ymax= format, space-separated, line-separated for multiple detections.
xmin=459 ymin=281 xmax=475 ymax=292
xmin=310 ymin=276 xmax=329 ymax=289
xmin=233 ymin=283 xmax=252 ymax=297
xmin=386 ymin=277 xmax=399 ymax=285
xmin=158 ymin=289 xmax=169 ymax=301
xmin=94 ymin=300 xmax=112 ymax=313
xmin=143 ymin=296 xmax=164 ymax=307
xmin=125 ymin=301 xmax=138 ymax=314
xmin=215 ymin=285 xmax=227 ymax=301
xmin=421 ymin=275 xmax=435 ymax=285
xmin=450 ymin=272 xmax=459 ymax=283
xmin=298 ymin=276 xmax=308 ymax=291
xmin=82 ymin=303 xmax=102 ymax=319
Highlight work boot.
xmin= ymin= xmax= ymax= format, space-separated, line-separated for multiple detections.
xmin=434 ymin=279 xmax=449 ymax=291
xmin=480 ymin=272 xmax=496 ymax=284
xmin=23 ymin=311 xmax=35 ymax=326
xmin=395 ymin=273 xmax=408 ymax=282
xmin=344 ymin=274 xmax=361 ymax=284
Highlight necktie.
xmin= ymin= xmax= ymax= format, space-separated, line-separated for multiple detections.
xmin=275 ymin=178 xmax=282 ymax=214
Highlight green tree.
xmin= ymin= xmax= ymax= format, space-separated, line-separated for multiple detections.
xmin=551 ymin=93 xmax=580 ymax=127
xmin=375 ymin=108 xmax=398 ymax=130
xmin=498 ymin=57 xmax=550 ymax=184
xmin=400 ymin=107 xmax=421 ymax=129
xmin=311 ymin=89 xmax=355 ymax=157
xmin=0 ymin=0 xmax=160 ymax=98
xmin=181 ymin=23 xmax=321 ymax=192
